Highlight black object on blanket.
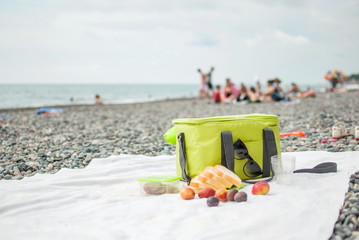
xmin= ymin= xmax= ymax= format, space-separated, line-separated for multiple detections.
xmin=293 ymin=162 xmax=337 ymax=174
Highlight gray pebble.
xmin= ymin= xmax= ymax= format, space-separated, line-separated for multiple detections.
xmin=349 ymin=197 xmax=359 ymax=204
xmin=4 ymin=175 xmax=12 ymax=180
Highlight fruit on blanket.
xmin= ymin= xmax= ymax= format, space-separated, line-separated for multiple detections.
xmin=215 ymin=189 xmax=228 ymax=202
xmin=180 ymin=187 xmax=195 ymax=200
xmin=166 ymin=185 xmax=179 ymax=194
xmin=234 ymin=191 xmax=247 ymax=202
xmin=207 ymin=196 xmax=219 ymax=207
xmin=198 ymin=187 xmax=216 ymax=198
xmin=251 ymin=181 xmax=270 ymax=195
xmin=226 ymin=189 xmax=238 ymax=201
xmin=143 ymin=182 xmax=166 ymax=195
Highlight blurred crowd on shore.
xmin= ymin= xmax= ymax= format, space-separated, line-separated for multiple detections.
xmin=197 ymin=67 xmax=316 ymax=104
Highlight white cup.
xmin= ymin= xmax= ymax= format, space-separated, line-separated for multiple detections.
xmin=271 ymin=154 xmax=296 ymax=184
xmin=332 ymin=126 xmax=343 ymax=139
xmin=355 ymin=126 xmax=359 ymax=139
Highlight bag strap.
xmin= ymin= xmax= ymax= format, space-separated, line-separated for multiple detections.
xmin=177 ymin=133 xmax=190 ymax=183
xmin=221 ymin=129 xmax=277 ymax=183
xmin=262 ymin=128 xmax=278 ymax=178
xmin=221 ymin=131 xmax=234 ymax=171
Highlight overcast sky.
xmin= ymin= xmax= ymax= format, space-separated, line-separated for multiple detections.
xmin=0 ymin=0 xmax=358 ymax=86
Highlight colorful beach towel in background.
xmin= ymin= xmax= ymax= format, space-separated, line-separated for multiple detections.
xmin=0 ymin=115 xmax=8 ymax=121
xmin=0 ymin=151 xmax=358 ymax=240
xmin=35 ymin=108 xmax=64 ymax=115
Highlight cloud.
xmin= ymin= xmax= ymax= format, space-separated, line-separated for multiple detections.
xmin=190 ymin=36 xmax=219 ymax=46
xmin=245 ymin=34 xmax=263 ymax=47
xmin=273 ymin=30 xmax=309 ymax=44
xmin=245 ymin=30 xmax=309 ymax=47
xmin=249 ymin=0 xmax=309 ymax=8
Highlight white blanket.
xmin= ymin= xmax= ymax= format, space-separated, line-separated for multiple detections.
xmin=1 ymin=151 xmax=358 ymax=240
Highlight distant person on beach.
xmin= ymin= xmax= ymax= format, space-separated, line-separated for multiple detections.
xmin=197 ymin=69 xmax=209 ymax=99
xmin=303 ymin=87 xmax=316 ymax=98
xmin=271 ymin=78 xmax=286 ymax=102
xmin=206 ymin=67 xmax=215 ymax=96
xmin=288 ymin=83 xmax=301 ymax=97
xmin=262 ymin=80 xmax=276 ymax=102
xmin=248 ymin=81 xmax=262 ymax=103
xmin=223 ymin=78 xmax=239 ymax=103
xmin=95 ymin=94 xmax=103 ymax=105
xmin=330 ymin=77 xmax=340 ymax=92
xmin=213 ymin=85 xmax=222 ymax=104
xmin=237 ymin=83 xmax=250 ymax=102
xmin=287 ymin=82 xmax=318 ymax=98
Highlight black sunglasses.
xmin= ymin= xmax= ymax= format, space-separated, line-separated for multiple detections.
xmin=233 ymin=139 xmax=263 ymax=178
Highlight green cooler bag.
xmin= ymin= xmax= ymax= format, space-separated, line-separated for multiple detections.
xmin=172 ymin=114 xmax=281 ymax=182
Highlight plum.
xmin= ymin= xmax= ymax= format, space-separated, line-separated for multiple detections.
xmin=234 ymin=191 xmax=247 ymax=202
xmin=207 ymin=196 xmax=219 ymax=207
xmin=226 ymin=189 xmax=238 ymax=201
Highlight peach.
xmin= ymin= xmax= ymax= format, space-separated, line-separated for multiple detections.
xmin=251 ymin=181 xmax=270 ymax=195
xmin=198 ymin=187 xmax=216 ymax=198
xmin=215 ymin=189 xmax=228 ymax=202
xmin=180 ymin=187 xmax=195 ymax=200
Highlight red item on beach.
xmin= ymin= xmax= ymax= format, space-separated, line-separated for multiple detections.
xmin=320 ymin=139 xmax=337 ymax=143
xmin=213 ymin=91 xmax=221 ymax=102
xmin=280 ymin=130 xmax=306 ymax=138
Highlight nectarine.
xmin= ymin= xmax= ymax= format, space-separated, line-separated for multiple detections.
xmin=180 ymin=187 xmax=195 ymax=200
xmin=251 ymin=181 xmax=270 ymax=195
xmin=215 ymin=189 xmax=228 ymax=202
xmin=198 ymin=187 xmax=216 ymax=198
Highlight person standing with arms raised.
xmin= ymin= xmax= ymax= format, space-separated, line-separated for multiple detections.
xmin=197 ymin=69 xmax=209 ymax=99
xmin=206 ymin=66 xmax=215 ymax=97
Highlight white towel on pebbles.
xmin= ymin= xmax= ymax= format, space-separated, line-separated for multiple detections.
xmin=1 ymin=151 xmax=359 ymax=240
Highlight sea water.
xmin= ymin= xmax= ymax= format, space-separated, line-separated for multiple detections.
xmin=0 ymin=84 xmax=198 ymax=109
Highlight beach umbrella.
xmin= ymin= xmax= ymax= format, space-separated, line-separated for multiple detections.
xmin=324 ymin=69 xmax=348 ymax=83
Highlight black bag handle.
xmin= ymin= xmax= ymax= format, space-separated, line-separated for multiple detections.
xmin=221 ymin=131 xmax=235 ymax=171
xmin=178 ymin=133 xmax=190 ymax=183
xmin=262 ymin=128 xmax=278 ymax=178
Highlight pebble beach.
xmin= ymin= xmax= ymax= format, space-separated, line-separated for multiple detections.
xmin=0 ymin=91 xmax=358 ymax=239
